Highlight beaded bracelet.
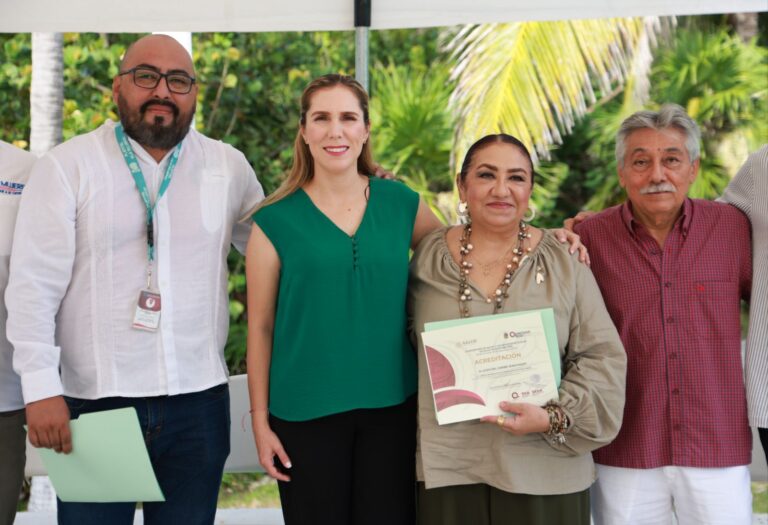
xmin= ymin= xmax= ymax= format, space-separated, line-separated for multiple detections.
xmin=543 ymin=401 xmax=570 ymax=445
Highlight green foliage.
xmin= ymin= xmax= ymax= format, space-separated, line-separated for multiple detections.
xmin=218 ymin=473 xmax=280 ymax=508
xmin=529 ymin=161 xmax=571 ymax=228
xmin=370 ymin=62 xmax=455 ymax=192
xmin=59 ymin=33 xmax=140 ymax=140
xmin=755 ymin=483 xmax=768 ymax=515
xmin=369 ymin=59 xmax=456 ymax=222
xmin=0 ymin=33 xmax=146 ymax=146
xmin=652 ymin=29 xmax=767 ymax=138
xmin=370 ymin=28 xmax=442 ymax=76
xmin=225 ymin=250 xmax=248 ymax=374
xmin=194 ymin=32 xmax=355 ymax=195
xmin=534 ymin=96 xmax=630 ymax=225
xmin=0 ymin=34 xmax=31 ymax=146
xmin=194 ymin=28 xmax=441 ymax=195
xmin=580 ymin=98 xmax=638 ymax=211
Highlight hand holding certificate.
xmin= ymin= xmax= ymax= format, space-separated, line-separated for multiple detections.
xmin=421 ymin=308 xmax=560 ymax=425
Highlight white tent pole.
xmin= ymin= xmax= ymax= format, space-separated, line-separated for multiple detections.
xmin=355 ymin=27 xmax=369 ymax=91
xmin=354 ymin=0 xmax=371 ymax=92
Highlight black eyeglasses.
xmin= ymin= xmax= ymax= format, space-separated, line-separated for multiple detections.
xmin=118 ymin=67 xmax=196 ymax=94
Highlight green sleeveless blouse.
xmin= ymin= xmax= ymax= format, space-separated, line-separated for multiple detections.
xmin=253 ymin=177 xmax=419 ymax=421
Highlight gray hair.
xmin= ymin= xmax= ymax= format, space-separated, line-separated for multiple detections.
xmin=615 ymin=104 xmax=701 ymax=168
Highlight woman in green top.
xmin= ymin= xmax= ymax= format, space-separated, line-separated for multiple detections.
xmin=245 ymin=74 xmax=441 ymax=525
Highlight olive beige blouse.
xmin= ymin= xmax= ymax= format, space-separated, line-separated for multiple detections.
xmin=407 ymin=227 xmax=626 ymax=495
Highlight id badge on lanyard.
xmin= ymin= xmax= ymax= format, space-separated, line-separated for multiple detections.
xmin=114 ymin=123 xmax=182 ymax=331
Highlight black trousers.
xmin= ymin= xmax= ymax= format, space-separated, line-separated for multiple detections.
xmin=0 ymin=409 xmax=25 ymax=525
xmin=270 ymin=395 xmax=417 ymax=525
xmin=759 ymin=427 xmax=768 ymax=463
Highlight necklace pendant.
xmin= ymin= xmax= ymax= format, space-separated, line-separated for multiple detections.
xmin=536 ymin=266 xmax=544 ymax=284
xmin=458 ymin=221 xmax=530 ymax=318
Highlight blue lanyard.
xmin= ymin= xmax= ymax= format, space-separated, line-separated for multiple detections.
xmin=114 ymin=123 xmax=182 ymax=265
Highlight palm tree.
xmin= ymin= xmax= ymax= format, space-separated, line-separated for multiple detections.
xmin=729 ymin=12 xmax=759 ymax=43
xmin=447 ymin=17 xmax=671 ymax=166
xmin=27 ymin=31 xmax=64 ymax=512
xmin=30 ymin=32 xmax=64 ymax=157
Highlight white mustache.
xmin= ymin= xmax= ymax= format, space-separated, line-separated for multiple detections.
xmin=640 ymin=183 xmax=676 ymax=195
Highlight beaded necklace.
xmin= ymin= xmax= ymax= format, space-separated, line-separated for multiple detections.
xmin=457 ymin=221 xmax=530 ymax=318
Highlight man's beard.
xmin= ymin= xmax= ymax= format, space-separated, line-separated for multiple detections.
xmin=117 ymin=94 xmax=193 ymax=151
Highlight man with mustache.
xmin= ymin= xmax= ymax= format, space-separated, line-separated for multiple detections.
xmin=5 ymin=34 xmax=264 ymax=524
xmin=573 ymin=105 xmax=752 ymax=525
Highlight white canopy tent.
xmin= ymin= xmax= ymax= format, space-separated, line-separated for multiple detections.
xmin=3 ymin=0 xmax=765 ymax=89
xmin=1 ymin=0 xmax=766 ymax=32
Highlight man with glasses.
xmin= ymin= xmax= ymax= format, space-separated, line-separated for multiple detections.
xmin=6 ymin=34 xmax=264 ymax=524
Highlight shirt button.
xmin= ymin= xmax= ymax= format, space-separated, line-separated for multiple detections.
xmin=669 ymin=353 xmax=677 ymax=360
xmin=666 ymin=316 xmax=674 ymax=323
xmin=673 ymin=424 xmax=682 ymax=431
xmin=664 ymin=282 xmax=672 ymax=288
xmin=672 ymin=388 xmax=680 ymax=395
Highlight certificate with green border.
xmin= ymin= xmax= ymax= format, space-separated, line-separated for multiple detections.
xmin=422 ymin=308 xmax=560 ymax=425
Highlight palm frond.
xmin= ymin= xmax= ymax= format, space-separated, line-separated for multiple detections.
xmin=370 ymin=62 xmax=456 ymax=191
xmin=447 ymin=17 xmax=667 ymax=167
xmin=652 ymin=29 xmax=768 ymax=136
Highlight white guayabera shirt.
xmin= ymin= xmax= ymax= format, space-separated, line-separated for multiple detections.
xmin=722 ymin=145 xmax=768 ymax=428
xmin=6 ymin=121 xmax=264 ymax=404
xmin=0 ymin=140 xmax=35 ymax=412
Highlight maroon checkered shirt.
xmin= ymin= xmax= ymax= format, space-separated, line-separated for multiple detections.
xmin=575 ymin=198 xmax=752 ymax=468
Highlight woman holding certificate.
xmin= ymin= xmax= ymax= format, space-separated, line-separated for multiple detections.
xmin=244 ymin=74 xmax=441 ymax=525
xmin=408 ymin=133 xmax=626 ymax=525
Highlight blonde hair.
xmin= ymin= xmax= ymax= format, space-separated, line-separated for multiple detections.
xmin=251 ymin=74 xmax=376 ymax=214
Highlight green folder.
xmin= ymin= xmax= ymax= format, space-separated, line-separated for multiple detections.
xmin=425 ymin=307 xmax=561 ymax=386
xmin=35 ymin=407 xmax=164 ymax=502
